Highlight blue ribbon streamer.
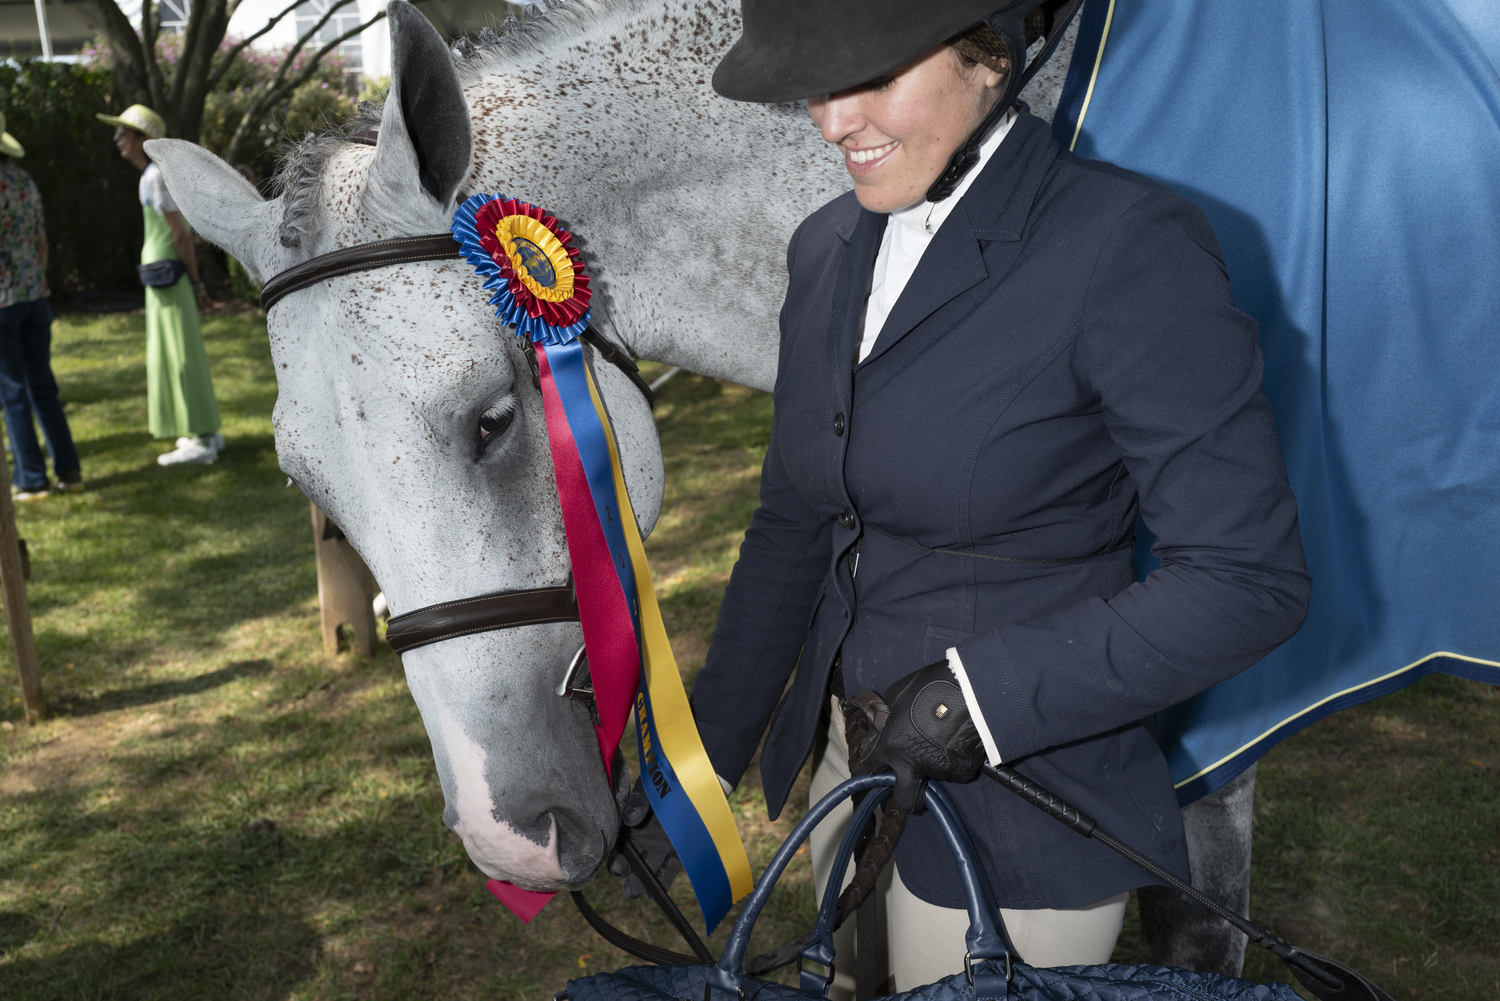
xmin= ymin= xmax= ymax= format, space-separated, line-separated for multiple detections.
xmin=546 ymin=340 xmax=742 ymax=930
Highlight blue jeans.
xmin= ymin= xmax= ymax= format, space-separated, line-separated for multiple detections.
xmin=0 ymin=297 xmax=80 ymax=490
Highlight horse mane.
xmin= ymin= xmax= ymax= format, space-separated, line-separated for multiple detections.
xmin=273 ymin=0 xmax=627 ymax=249
xmin=454 ymin=0 xmax=618 ymax=75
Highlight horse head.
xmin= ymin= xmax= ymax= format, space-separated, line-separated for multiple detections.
xmin=145 ymin=0 xmax=844 ymax=892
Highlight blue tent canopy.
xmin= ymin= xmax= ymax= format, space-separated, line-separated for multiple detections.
xmin=1054 ymin=0 xmax=1500 ymax=804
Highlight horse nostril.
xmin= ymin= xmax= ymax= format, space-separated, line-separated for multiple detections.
xmin=551 ymin=807 xmax=607 ymax=881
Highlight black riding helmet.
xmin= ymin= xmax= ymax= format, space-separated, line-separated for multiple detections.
xmin=713 ymin=0 xmax=1082 ymax=201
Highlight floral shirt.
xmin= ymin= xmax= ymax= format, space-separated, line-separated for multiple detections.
xmin=0 ymin=161 xmax=48 ymax=308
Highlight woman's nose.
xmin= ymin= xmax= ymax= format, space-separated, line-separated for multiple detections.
xmin=815 ymin=91 xmax=867 ymax=145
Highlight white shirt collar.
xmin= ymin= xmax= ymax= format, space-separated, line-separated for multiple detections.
xmin=889 ymin=107 xmax=1018 ymax=238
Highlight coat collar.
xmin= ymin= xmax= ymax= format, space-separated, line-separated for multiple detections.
xmin=841 ymin=109 xmax=1061 ymax=368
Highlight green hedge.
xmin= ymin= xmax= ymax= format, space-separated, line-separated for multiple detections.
xmin=0 ymin=61 xmax=143 ymax=295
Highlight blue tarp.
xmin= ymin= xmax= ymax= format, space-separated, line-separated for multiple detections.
xmin=1054 ymin=0 xmax=1500 ymax=803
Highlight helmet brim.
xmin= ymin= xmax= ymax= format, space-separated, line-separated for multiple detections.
xmin=711 ymin=17 xmax=980 ymax=104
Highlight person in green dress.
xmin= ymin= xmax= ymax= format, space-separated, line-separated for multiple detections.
xmin=96 ymin=105 xmax=222 ymax=466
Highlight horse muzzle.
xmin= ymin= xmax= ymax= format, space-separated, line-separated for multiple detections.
xmin=399 ymin=627 xmax=619 ymax=891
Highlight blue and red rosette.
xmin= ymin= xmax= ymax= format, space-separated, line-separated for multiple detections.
xmin=452 ymin=193 xmax=592 ymax=345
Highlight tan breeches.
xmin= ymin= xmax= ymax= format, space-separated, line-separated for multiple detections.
xmin=808 ymin=698 xmax=1128 ymax=996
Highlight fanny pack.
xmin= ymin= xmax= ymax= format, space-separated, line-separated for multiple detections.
xmin=137 ymin=259 xmax=188 ymax=288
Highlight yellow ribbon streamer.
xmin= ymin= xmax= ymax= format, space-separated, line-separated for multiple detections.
xmin=583 ymin=363 xmax=754 ymax=904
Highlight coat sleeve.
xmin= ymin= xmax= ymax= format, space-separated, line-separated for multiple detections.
xmin=955 ymin=188 xmax=1311 ymax=763
xmin=690 ymin=224 xmax=835 ymax=789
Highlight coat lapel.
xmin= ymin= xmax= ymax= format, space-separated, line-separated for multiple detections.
xmin=857 ymin=224 xmax=989 ymax=369
xmin=828 ymin=209 xmax=886 ymax=400
xmin=856 ymin=111 xmax=1061 ymax=369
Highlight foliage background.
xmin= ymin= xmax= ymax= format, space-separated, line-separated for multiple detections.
xmin=81 ymin=31 xmax=363 ymax=185
xmin=0 ymin=36 xmax=371 ymax=297
xmin=0 ymin=61 xmax=141 ymax=295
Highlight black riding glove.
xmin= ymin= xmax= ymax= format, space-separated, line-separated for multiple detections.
xmin=852 ymin=660 xmax=988 ymax=812
xmin=606 ymin=775 xmax=683 ymax=900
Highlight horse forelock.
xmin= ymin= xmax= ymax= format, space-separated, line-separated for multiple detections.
xmin=273 ymin=101 xmax=385 ymax=250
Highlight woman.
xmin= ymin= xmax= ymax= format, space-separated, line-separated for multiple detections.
xmin=0 ymin=111 xmax=82 ymax=499
xmin=96 ymin=105 xmax=223 ymax=466
xmin=618 ymin=0 xmax=1310 ymax=992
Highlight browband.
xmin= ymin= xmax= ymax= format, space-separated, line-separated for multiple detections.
xmin=259 ymin=233 xmax=464 ymax=312
xmin=258 ymin=234 xmax=656 ymax=407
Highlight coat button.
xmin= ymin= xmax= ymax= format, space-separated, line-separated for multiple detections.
xmin=838 ymin=508 xmax=855 ymax=529
xmin=833 ymin=412 xmax=845 ymax=437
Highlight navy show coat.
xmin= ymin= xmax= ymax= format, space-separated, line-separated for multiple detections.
xmin=690 ymin=110 xmax=1310 ymax=909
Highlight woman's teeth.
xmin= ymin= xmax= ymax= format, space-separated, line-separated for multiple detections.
xmin=847 ymin=141 xmax=897 ymax=164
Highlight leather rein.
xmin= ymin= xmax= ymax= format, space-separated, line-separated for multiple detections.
xmin=258 ymin=231 xmax=654 ymax=656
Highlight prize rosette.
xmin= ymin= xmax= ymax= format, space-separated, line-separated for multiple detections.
xmin=452 ymin=193 xmax=591 ymax=344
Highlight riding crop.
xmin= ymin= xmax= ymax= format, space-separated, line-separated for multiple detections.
xmin=980 ymin=762 xmax=1395 ymax=1001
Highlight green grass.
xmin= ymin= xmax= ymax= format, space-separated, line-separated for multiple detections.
xmin=0 ymin=310 xmax=1495 ymax=999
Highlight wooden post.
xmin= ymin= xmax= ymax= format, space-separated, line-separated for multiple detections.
xmin=0 ymin=480 xmax=42 ymax=723
xmin=310 ymin=501 xmax=378 ymax=657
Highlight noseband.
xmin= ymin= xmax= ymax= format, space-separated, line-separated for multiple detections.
xmin=259 ymin=231 xmax=656 ymax=657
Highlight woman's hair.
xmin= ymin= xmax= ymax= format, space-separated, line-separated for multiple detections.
xmin=951 ymin=22 xmax=1012 ymax=78
xmin=950 ymin=10 xmax=1048 ymax=80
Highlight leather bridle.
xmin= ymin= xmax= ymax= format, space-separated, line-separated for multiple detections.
xmin=258 ymin=231 xmax=656 ymax=658
xmin=261 ymin=221 xmax=718 ymax=968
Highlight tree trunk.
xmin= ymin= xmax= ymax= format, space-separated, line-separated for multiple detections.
xmin=83 ymin=0 xmax=152 ymax=110
xmin=83 ymin=0 xmax=372 ymax=149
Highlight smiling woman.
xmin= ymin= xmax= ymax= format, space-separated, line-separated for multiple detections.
xmin=806 ymin=44 xmax=1006 ymax=212
xmin=681 ymin=0 xmax=1313 ymax=993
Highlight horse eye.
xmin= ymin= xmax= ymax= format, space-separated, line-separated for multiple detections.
xmin=478 ymin=401 xmax=516 ymax=446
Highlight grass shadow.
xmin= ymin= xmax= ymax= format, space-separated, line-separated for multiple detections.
xmin=0 ymin=907 xmax=319 ymax=1001
xmin=46 ymin=659 xmax=275 ymax=718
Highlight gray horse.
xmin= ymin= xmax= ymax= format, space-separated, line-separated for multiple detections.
xmin=148 ymin=0 xmax=1250 ymax=974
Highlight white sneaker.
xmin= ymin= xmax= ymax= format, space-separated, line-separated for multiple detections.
xmin=158 ymin=436 xmax=218 ymax=466
xmin=176 ymin=433 xmax=224 ymax=452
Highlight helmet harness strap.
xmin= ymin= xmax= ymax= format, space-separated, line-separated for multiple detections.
xmin=925 ymin=0 xmax=1084 ymax=203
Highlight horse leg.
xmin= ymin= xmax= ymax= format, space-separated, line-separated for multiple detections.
xmin=1138 ymin=763 xmax=1256 ymax=977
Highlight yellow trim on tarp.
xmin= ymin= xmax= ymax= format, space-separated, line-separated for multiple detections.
xmin=1069 ymin=0 xmax=1117 ymax=152
xmin=1172 ymin=651 xmax=1500 ymax=789
xmin=582 ymin=362 xmax=755 ymax=903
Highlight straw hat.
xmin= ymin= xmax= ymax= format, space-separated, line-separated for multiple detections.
xmin=0 ymin=112 xmax=25 ymax=158
xmin=95 ymin=104 xmax=167 ymax=141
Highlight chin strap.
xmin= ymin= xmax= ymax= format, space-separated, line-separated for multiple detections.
xmin=925 ymin=0 xmax=1086 ymax=203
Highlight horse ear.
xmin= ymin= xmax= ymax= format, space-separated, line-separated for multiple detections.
xmin=144 ymin=139 xmax=277 ymax=283
xmin=373 ymin=1 xmax=473 ymax=208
